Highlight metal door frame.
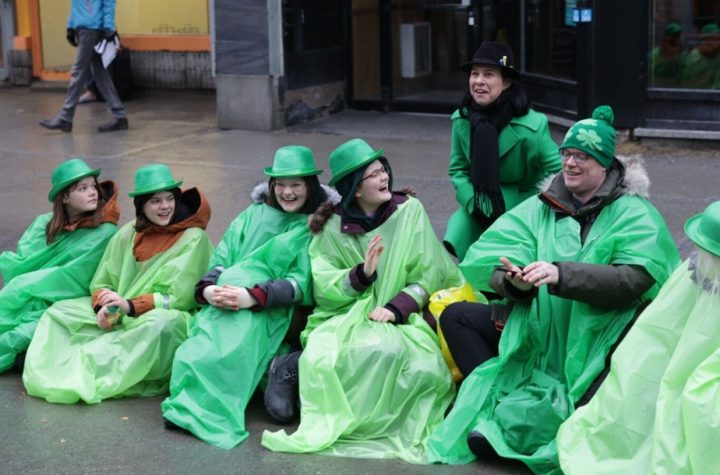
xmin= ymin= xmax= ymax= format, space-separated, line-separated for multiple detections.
xmin=0 ymin=0 xmax=15 ymax=80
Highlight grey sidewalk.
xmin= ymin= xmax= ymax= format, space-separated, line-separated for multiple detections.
xmin=0 ymin=88 xmax=717 ymax=475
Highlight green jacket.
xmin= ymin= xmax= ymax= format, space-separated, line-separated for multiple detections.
xmin=429 ymin=157 xmax=679 ymax=473
xmin=445 ymin=108 xmax=561 ymax=260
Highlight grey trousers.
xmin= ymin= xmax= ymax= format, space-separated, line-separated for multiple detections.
xmin=59 ymin=28 xmax=127 ymax=122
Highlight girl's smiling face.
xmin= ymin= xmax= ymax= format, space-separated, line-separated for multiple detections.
xmin=355 ymin=160 xmax=392 ymax=215
xmin=273 ymin=178 xmax=308 ymax=213
xmin=142 ymin=191 xmax=176 ymax=226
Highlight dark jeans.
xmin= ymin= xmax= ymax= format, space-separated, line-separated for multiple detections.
xmin=440 ymin=302 xmax=501 ymax=377
xmin=60 ymin=29 xmax=126 ymax=122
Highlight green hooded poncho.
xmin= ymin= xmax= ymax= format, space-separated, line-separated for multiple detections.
xmin=557 ymin=255 xmax=720 ymax=475
xmin=428 ymin=189 xmax=679 ymax=473
xmin=0 ymin=207 xmax=118 ymax=372
xmin=22 ymin=220 xmax=213 ymax=404
xmin=161 ymin=202 xmax=313 ymax=449
xmin=262 ymin=196 xmax=464 ymax=464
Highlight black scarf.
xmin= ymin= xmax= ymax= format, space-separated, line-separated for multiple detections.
xmin=467 ymin=90 xmax=516 ymax=225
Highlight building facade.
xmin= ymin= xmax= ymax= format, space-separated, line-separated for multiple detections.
xmin=5 ymin=1 xmax=718 ymax=133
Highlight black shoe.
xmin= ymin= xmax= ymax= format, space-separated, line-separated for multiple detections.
xmin=467 ymin=431 xmax=498 ymax=459
xmin=264 ymin=350 xmax=301 ymax=424
xmin=98 ymin=117 xmax=128 ymax=132
xmin=39 ymin=117 xmax=72 ymax=132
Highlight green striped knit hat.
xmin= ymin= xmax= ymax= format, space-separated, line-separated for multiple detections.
xmin=560 ymin=105 xmax=616 ymax=169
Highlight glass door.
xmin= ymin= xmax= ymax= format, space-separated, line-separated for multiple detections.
xmin=387 ymin=0 xmax=478 ymax=110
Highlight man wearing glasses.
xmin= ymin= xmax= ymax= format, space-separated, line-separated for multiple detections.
xmin=429 ymin=105 xmax=679 ymax=473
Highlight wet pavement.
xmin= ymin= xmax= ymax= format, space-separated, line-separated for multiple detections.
xmin=0 ymin=87 xmax=718 ymax=474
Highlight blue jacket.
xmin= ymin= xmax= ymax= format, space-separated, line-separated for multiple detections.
xmin=67 ymin=0 xmax=116 ymax=31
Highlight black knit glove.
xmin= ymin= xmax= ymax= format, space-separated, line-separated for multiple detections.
xmin=66 ymin=28 xmax=78 ymax=47
xmin=102 ymin=30 xmax=118 ymax=42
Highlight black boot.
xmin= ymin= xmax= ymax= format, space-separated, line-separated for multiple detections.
xmin=98 ymin=117 xmax=128 ymax=132
xmin=467 ymin=431 xmax=498 ymax=459
xmin=264 ymin=350 xmax=301 ymax=424
xmin=39 ymin=117 xmax=72 ymax=132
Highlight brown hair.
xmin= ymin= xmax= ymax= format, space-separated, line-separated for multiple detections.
xmin=45 ymin=177 xmax=105 ymax=244
xmin=309 ymin=185 xmax=417 ymax=234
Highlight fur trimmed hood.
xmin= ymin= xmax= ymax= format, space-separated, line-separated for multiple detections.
xmin=250 ymin=181 xmax=341 ymax=206
xmin=538 ymin=154 xmax=650 ymax=198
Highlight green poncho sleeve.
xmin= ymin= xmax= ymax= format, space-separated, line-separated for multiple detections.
xmin=208 ymin=204 xmax=307 ymax=270
xmin=302 ymin=197 xmax=466 ymax=343
xmin=0 ymin=214 xmax=117 ymax=372
xmin=90 ymin=222 xmax=214 ymax=312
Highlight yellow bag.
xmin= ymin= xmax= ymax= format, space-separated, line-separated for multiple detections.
xmin=429 ymin=283 xmax=487 ymax=383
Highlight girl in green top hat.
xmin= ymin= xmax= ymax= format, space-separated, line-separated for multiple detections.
xmin=558 ymin=201 xmax=720 ymax=474
xmin=0 ymin=158 xmax=120 ymax=373
xmin=262 ymin=138 xmax=465 ymax=463
xmin=22 ymin=163 xmax=213 ymax=404
xmin=162 ymin=146 xmax=338 ymax=449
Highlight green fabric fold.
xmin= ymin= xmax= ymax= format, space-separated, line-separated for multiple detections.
xmin=162 ymin=203 xmax=312 ymax=449
xmin=22 ymin=222 xmax=212 ymax=404
xmin=0 ymin=213 xmax=117 ymax=372
xmin=557 ymin=258 xmax=720 ymax=474
xmin=428 ymin=194 xmax=679 ymax=473
xmin=262 ymin=197 xmax=464 ymax=463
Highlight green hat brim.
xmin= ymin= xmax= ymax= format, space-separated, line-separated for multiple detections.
xmin=685 ymin=213 xmax=720 ymax=256
xmin=128 ymin=179 xmax=184 ymax=197
xmin=48 ymin=168 xmax=101 ymax=202
xmin=328 ymin=148 xmax=384 ymax=186
xmin=263 ymin=167 xmax=323 ymax=178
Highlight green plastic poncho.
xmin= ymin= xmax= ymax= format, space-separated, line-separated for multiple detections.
xmin=428 ymin=193 xmax=679 ymax=473
xmin=262 ymin=196 xmax=464 ymax=464
xmin=0 ymin=213 xmax=117 ymax=372
xmin=161 ymin=203 xmax=312 ymax=449
xmin=22 ymin=221 xmax=213 ymax=404
xmin=557 ymin=255 xmax=720 ymax=475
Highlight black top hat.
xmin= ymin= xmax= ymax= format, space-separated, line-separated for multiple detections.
xmin=462 ymin=41 xmax=519 ymax=79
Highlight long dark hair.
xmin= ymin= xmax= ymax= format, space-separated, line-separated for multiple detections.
xmin=45 ymin=177 xmax=106 ymax=244
xmin=267 ymin=175 xmax=326 ymax=215
xmin=458 ymin=75 xmax=530 ymax=119
xmin=133 ymin=187 xmax=183 ymax=232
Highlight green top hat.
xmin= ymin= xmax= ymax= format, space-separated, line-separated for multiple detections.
xmin=48 ymin=158 xmax=101 ymax=202
xmin=328 ymin=138 xmax=384 ymax=186
xmin=264 ymin=145 xmax=323 ymax=178
xmin=128 ymin=164 xmax=183 ymax=197
xmin=685 ymin=201 xmax=720 ymax=256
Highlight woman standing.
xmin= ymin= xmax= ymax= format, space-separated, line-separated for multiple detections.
xmin=161 ymin=146 xmax=335 ymax=449
xmin=0 ymin=158 xmax=119 ymax=372
xmin=262 ymin=138 xmax=464 ymax=463
xmin=444 ymin=42 xmax=561 ymax=260
xmin=23 ymin=164 xmax=213 ymax=404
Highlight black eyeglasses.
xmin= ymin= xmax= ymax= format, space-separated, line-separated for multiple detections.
xmin=561 ymin=150 xmax=590 ymax=164
xmin=360 ymin=164 xmax=389 ymax=181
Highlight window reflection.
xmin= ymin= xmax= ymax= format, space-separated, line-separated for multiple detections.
xmin=650 ymin=1 xmax=720 ymax=89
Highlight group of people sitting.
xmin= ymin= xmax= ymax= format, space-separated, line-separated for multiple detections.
xmin=1 ymin=41 xmax=718 ymax=474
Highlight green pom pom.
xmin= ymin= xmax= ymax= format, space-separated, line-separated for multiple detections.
xmin=592 ymin=105 xmax=615 ymax=125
